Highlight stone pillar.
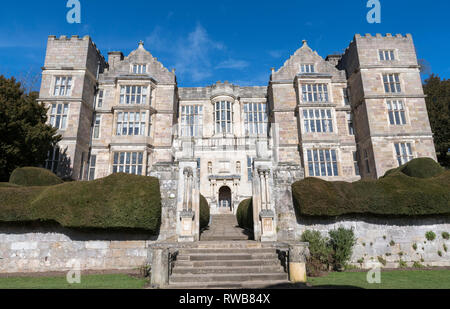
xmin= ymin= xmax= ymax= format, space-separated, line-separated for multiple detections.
xmin=272 ymin=163 xmax=304 ymax=242
xmin=150 ymin=248 xmax=169 ymax=288
xmin=150 ymin=162 xmax=178 ymax=242
xmin=177 ymin=158 xmax=200 ymax=242
xmin=288 ymin=243 xmax=310 ymax=283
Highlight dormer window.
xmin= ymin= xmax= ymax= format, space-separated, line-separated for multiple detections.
xmin=300 ymin=64 xmax=315 ymax=73
xmin=132 ymin=64 xmax=147 ymax=74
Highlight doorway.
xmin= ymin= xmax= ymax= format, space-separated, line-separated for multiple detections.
xmin=218 ymin=186 xmax=232 ymax=213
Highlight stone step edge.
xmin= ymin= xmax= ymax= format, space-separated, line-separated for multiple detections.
xmin=167 ymin=280 xmax=290 ymax=289
xmin=170 ymin=272 xmax=287 ymax=278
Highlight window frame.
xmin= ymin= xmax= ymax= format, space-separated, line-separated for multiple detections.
xmin=383 ymin=73 xmax=402 ymax=93
xmin=379 ymin=49 xmax=396 ymax=61
xmin=119 ymin=85 xmax=149 ymax=105
xmin=131 ymin=64 xmax=147 ymax=74
xmin=180 ymin=105 xmax=203 ymax=137
xmin=214 ymin=101 xmax=233 ymax=134
xmin=243 ymin=102 xmax=268 ymax=136
xmin=302 ymin=109 xmax=334 ymax=133
xmin=53 ymin=76 xmax=73 ymax=97
xmin=45 ymin=146 xmax=60 ymax=175
xmin=115 ymin=111 xmax=147 ymax=137
xmin=386 ymin=100 xmax=407 ymax=126
xmin=394 ymin=142 xmax=414 ymax=166
xmin=300 ymin=64 xmax=315 ymax=73
xmin=306 ymin=149 xmax=339 ymax=177
xmin=93 ymin=114 xmax=101 ymax=139
xmin=96 ymin=90 xmax=104 ymax=108
xmin=112 ymin=152 xmax=144 ymax=175
xmin=49 ymin=103 xmax=69 ymax=130
xmin=301 ymin=83 xmax=329 ymax=103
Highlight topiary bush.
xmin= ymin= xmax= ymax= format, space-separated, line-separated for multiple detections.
xmin=329 ymin=227 xmax=356 ymax=271
xmin=292 ymin=158 xmax=450 ymax=217
xmin=300 ymin=230 xmax=333 ymax=276
xmin=0 ymin=173 xmax=162 ymax=233
xmin=199 ymin=194 xmax=210 ymax=230
xmin=236 ymin=198 xmax=253 ymax=230
xmin=9 ymin=167 xmax=63 ymax=186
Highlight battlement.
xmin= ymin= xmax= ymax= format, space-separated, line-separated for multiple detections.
xmin=354 ymin=33 xmax=413 ymax=40
xmin=47 ymin=35 xmax=105 ymax=64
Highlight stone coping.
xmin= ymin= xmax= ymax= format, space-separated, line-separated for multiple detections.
xmin=148 ymin=241 xmax=308 ymax=250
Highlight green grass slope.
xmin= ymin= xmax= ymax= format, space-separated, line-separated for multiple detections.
xmin=0 ymin=173 xmax=162 ymax=233
xmin=292 ymin=158 xmax=450 ymax=217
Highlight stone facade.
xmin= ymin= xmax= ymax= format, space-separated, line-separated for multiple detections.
xmin=0 ymin=225 xmax=155 ymax=273
xmin=37 ymin=33 xmax=437 ymax=242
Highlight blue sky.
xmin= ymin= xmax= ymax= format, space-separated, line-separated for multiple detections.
xmin=0 ymin=0 xmax=449 ymax=89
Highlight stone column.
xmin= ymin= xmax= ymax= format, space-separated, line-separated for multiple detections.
xmin=259 ymin=169 xmax=266 ymax=210
xmin=179 ymin=167 xmax=195 ymax=242
xmin=150 ymin=248 xmax=169 ymax=288
xmin=288 ymin=243 xmax=310 ymax=283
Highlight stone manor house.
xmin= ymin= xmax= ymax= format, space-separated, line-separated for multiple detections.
xmin=38 ymin=33 xmax=437 ymax=241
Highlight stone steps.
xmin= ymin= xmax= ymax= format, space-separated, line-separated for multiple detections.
xmin=172 ymin=265 xmax=284 ymax=275
xmin=175 ymin=259 xmax=281 ymax=268
xmin=168 ymin=244 xmax=288 ymax=288
xmin=168 ymin=280 xmax=289 ymax=289
xmin=179 ymin=248 xmax=275 ymax=255
xmin=170 ymin=272 xmax=287 ymax=284
xmin=177 ymin=253 xmax=279 ymax=261
xmin=200 ymin=214 xmax=250 ymax=241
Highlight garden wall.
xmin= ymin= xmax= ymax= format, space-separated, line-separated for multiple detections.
xmin=0 ymin=224 xmax=156 ymax=274
xmin=295 ymin=216 xmax=450 ymax=268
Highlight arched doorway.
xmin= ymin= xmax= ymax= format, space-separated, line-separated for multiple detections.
xmin=218 ymin=186 xmax=232 ymax=213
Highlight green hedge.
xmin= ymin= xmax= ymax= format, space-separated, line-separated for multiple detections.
xmin=200 ymin=194 xmax=210 ymax=230
xmin=0 ymin=173 xmax=162 ymax=233
xmin=9 ymin=167 xmax=63 ymax=186
xmin=236 ymin=198 xmax=253 ymax=230
xmin=292 ymin=158 xmax=450 ymax=217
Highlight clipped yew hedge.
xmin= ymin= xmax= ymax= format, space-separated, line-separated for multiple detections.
xmin=9 ymin=167 xmax=63 ymax=186
xmin=237 ymin=198 xmax=254 ymax=230
xmin=0 ymin=172 xmax=162 ymax=233
xmin=200 ymin=194 xmax=210 ymax=229
xmin=292 ymin=158 xmax=450 ymax=217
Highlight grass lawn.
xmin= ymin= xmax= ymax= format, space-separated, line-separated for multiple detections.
xmin=308 ymin=270 xmax=450 ymax=289
xmin=0 ymin=274 xmax=148 ymax=289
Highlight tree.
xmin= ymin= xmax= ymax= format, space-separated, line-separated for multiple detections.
xmin=423 ymin=74 xmax=450 ymax=167
xmin=0 ymin=75 xmax=61 ymax=182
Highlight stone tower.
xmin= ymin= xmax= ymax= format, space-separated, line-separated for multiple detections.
xmin=38 ymin=35 xmax=106 ymax=180
xmin=340 ymin=34 xmax=437 ymax=178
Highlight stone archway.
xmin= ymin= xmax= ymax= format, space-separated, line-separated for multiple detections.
xmin=218 ymin=186 xmax=232 ymax=214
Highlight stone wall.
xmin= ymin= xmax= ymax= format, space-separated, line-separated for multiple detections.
xmin=0 ymin=224 xmax=155 ymax=274
xmin=295 ymin=216 xmax=450 ymax=268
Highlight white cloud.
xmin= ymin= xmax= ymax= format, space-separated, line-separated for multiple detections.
xmin=215 ymin=59 xmax=249 ymax=70
xmin=146 ymin=23 xmax=251 ymax=83
xmin=268 ymin=50 xmax=284 ymax=59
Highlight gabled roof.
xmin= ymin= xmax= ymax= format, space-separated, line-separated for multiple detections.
xmin=272 ymin=40 xmax=346 ymax=82
xmin=100 ymin=42 xmax=176 ymax=84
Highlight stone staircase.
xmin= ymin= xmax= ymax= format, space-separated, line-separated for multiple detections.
xmin=168 ymin=242 xmax=289 ymax=289
xmin=200 ymin=214 xmax=250 ymax=241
